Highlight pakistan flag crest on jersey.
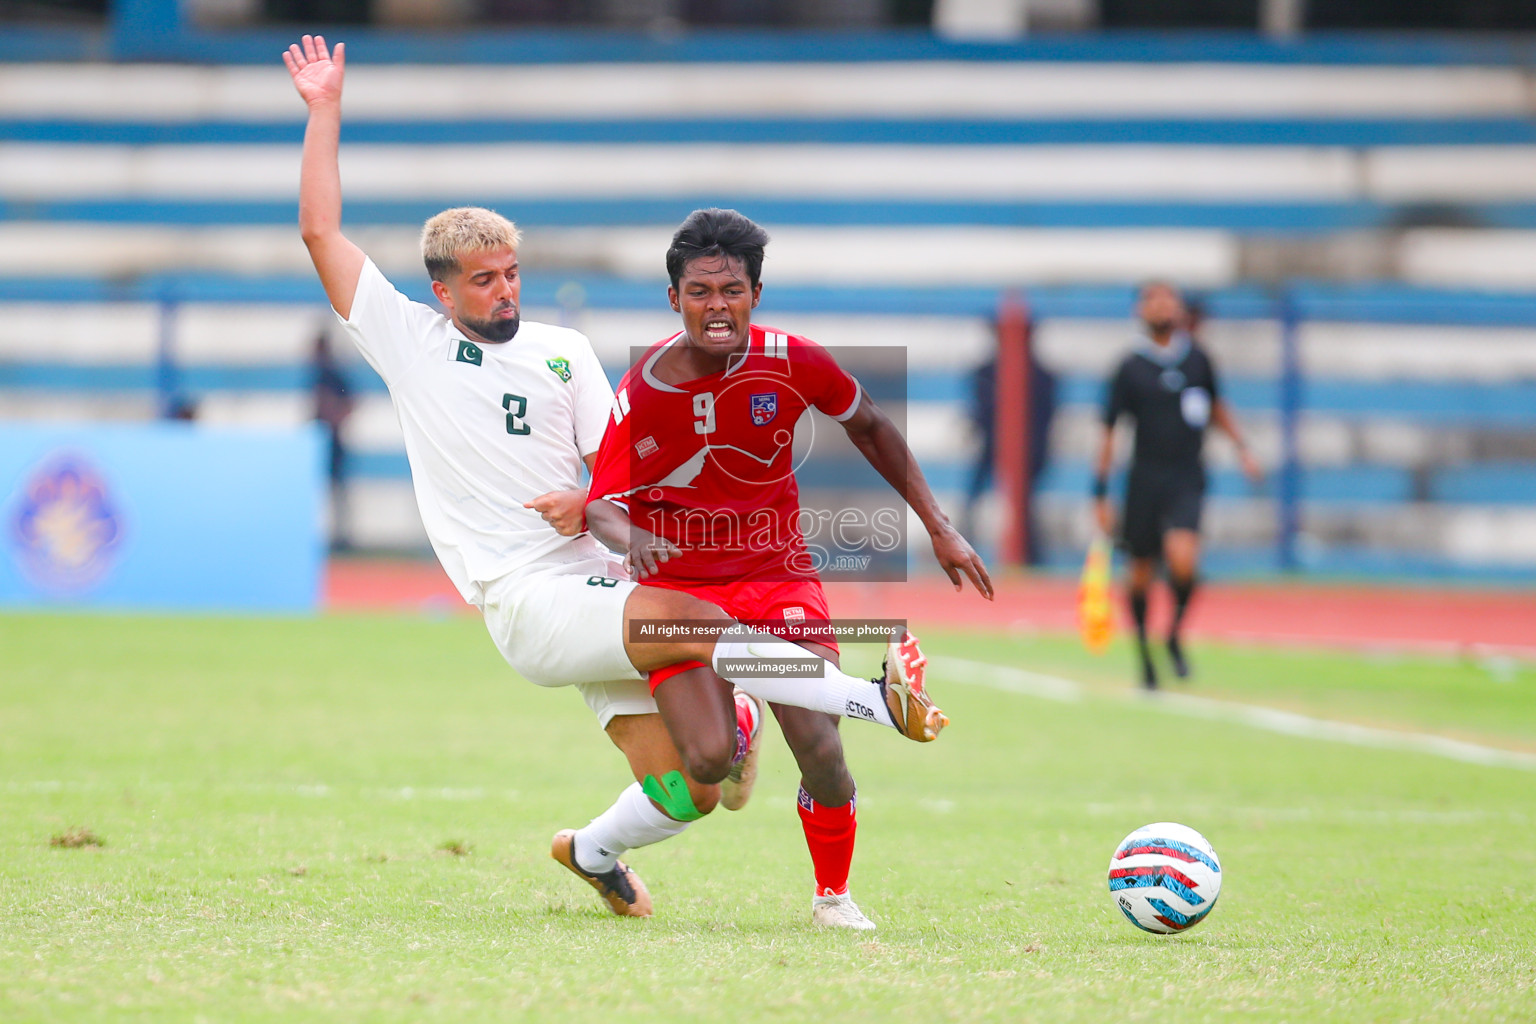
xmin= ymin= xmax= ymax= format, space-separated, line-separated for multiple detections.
xmin=546 ymin=357 xmax=572 ymax=383
xmin=455 ymin=339 xmax=482 ymax=366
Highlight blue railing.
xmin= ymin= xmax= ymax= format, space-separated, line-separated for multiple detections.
xmin=8 ymin=117 xmax=1536 ymax=147
xmin=9 ymin=198 xmax=1536 ymax=233
xmin=2 ymin=275 xmax=1534 ymax=578
xmin=8 ymin=15 xmax=1536 ymax=66
xmin=8 ymin=362 xmax=1534 ymax=430
xmin=8 ymin=274 xmax=1536 ymax=323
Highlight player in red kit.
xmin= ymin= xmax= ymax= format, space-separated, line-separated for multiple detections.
xmin=587 ymin=208 xmax=993 ymax=930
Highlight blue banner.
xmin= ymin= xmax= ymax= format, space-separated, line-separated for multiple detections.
xmin=0 ymin=421 xmax=324 ymax=612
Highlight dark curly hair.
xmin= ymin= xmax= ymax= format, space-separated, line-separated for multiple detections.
xmin=665 ymin=208 xmax=770 ymax=289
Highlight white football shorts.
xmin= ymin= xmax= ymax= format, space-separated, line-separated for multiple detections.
xmin=480 ymin=552 xmax=654 ymax=728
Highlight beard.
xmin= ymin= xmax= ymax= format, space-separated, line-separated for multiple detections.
xmin=1144 ymin=317 xmax=1177 ymax=336
xmin=462 ymin=307 xmax=520 ymax=343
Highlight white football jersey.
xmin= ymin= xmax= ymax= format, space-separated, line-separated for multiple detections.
xmin=337 ymin=258 xmax=614 ymax=605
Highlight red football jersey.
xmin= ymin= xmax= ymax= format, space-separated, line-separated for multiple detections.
xmin=589 ymin=323 xmax=861 ymax=583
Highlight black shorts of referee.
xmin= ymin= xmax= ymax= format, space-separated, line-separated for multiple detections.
xmin=1120 ymin=463 xmax=1205 ymax=560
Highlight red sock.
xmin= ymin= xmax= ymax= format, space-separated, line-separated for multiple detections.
xmin=797 ymin=787 xmax=857 ymax=897
xmin=731 ymin=694 xmax=757 ymax=764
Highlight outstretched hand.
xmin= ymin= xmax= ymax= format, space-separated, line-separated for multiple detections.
xmin=625 ymin=532 xmax=681 ymax=581
xmin=932 ymin=525 xmax=994 ymax=600
xmin=1094 ymin=496 xmax=1115 ymax=537
xmin=1238 ymin=448 xmax=1265 ymax=488
xmin=283 ymin=34 xmax=345 ymax=108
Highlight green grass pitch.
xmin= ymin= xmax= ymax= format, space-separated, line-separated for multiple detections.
xmin=2 ymin=610 xmax=1534 ymax=1022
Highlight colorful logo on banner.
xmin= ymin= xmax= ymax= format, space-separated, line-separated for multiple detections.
xmin=8 ymin=454 xmax=124 ymax=591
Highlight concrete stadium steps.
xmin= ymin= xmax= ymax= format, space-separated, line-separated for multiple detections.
xmin=17 ymin=24 xmax=1536 ymax=68
xmin=4 ymin=293 xmax=1532 ymax=506
xmin=7 ymin=300 xmax=1534 ymax=382
xmin=1042 ymin=406 xmax=1536 ymax=475
xmin=0 ymin=223 xmax=1239 ymax=286
xmin=0 ymin=392 xmax=159 ymax=421
xmin=13 ymin=118 xmax=1536 ymax=147
xmin=1400 ymin=231 xmax=1536 ymax=290
xmin=11 ymin=142 xmax=1536 ymax=202
xmin=0 ymin=301 xmax=998 ymax=366
xmin=4 ymin=63 xmax=1529 ymax=121
xmin=342 ymin=478 xmax=429 ymax=551
xmin=14 ymin=197 xmax=1536 ymax=233
xmin=6 ymin=220 xmax=1536 ymax=289
xmin=6 ymin=60 xmax=1536 ymax=291
xmin=14 ymin=363 xmax=1526 ymax=466
xmin=1037 ymin=318 xmax=1536 ymax=380
xmin=5 ymin=329 xmax=1529 ymax=570
xmin=1 ymin=53 xmax=1531 ymax=578
xmin=580 ymin=308 xmax=998 ymax=365
xmin=5 ymin=275 xmax=1535 ymax=321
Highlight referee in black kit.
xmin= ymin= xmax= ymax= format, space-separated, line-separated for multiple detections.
xmin=1092 ymin=282 xmax=1262 ymax=689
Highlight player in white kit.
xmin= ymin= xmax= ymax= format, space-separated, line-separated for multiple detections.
xmin=286 ymin=35 xmax=947 ymax=920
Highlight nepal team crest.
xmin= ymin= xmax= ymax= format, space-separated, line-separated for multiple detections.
xmin=750 ymin=392 xmax=778 ymax=426
xmin=7 ymin=454 xmax=124 ymax=591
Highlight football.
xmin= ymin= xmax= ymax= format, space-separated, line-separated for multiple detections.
xmin=1108 ymin=822 xmax=1222 ymax=934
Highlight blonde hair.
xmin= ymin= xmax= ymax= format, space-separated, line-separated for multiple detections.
xmin=420 ymin=207 xmax=523 ymax=282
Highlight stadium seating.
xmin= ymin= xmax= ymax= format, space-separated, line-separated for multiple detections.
xmin=2 ymin=39 xmax=1534 ymax=578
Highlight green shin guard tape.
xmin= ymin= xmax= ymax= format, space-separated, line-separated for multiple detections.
xmin=641 ymin=771 xmax=704 ymax=822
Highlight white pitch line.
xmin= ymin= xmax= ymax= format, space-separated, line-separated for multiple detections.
xmin=945 ymin=656 xmax=1084 ymax=703
xmin=0 ymin=780 xmax=514 ymax=800
xmin=1216 ymin=631 xmax=1536 ymax=665
xmin=1083 ymin=802 xmax=1531 ymax=824
xmin=1153 ymin=691 xmax=1536 ymax=771
xmin=943 ymin=656 xmax=1536 ymax=772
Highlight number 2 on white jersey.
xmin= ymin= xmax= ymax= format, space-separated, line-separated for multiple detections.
xmin=692 ymin=391 xmax=716 ymax=435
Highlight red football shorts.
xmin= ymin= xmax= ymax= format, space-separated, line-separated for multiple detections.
xmin=644 ymin=577 xmax=836 ymax=693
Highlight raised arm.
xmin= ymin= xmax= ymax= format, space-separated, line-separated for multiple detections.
xmin=840 ymin=392 xmax=994 ymax=599
xmin=284 ymin=35 xmax=365 ymax=319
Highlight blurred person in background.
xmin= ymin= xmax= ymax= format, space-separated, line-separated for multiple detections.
xmin=1092 ymin=282 xmax=1261 ymax=690
xmin=962 ymin=323 xmax=1057 ymax=564
xmin=311 ymin=327 xmax=354 ymax=550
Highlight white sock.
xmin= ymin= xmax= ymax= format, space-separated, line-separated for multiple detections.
xmin=711 ymin=625 xmax=895 ymax=729
xmin=574 ymin=782 xmax=690 ymax=875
